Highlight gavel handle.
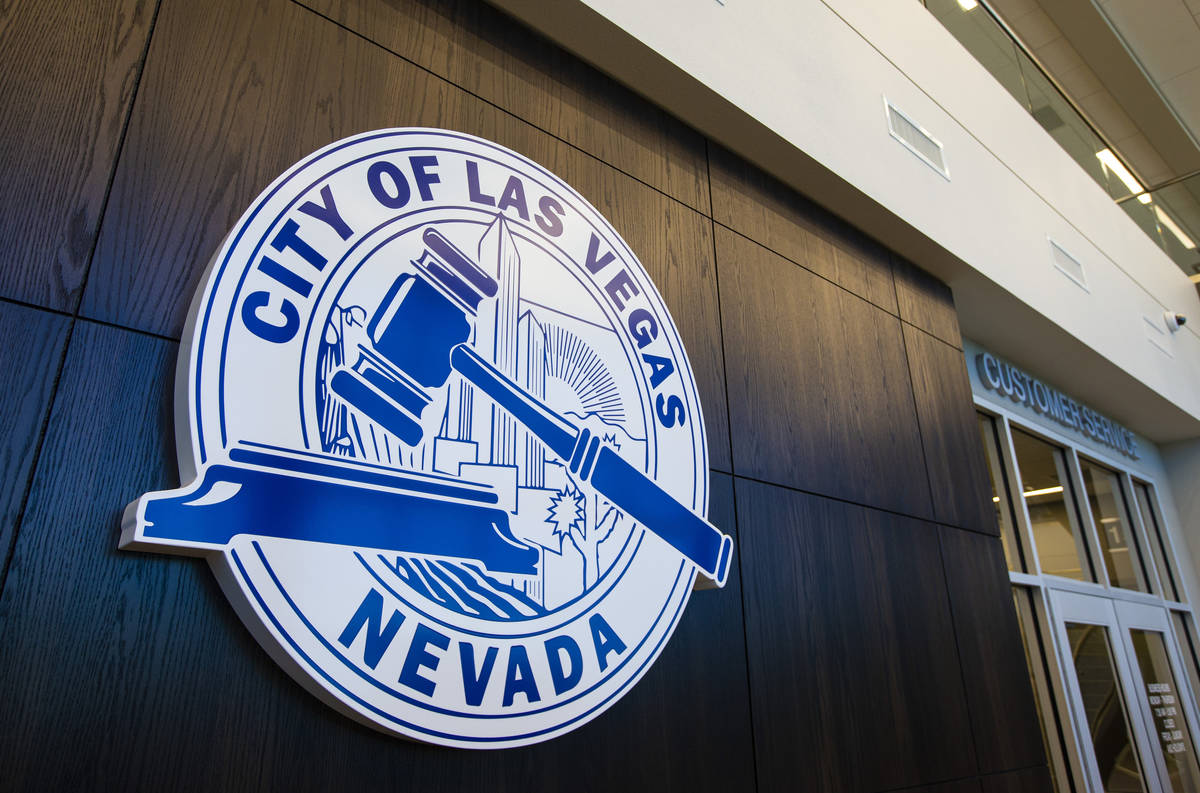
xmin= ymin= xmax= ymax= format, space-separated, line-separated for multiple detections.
xmin=450 ymin=344 xmax=733 ymax=587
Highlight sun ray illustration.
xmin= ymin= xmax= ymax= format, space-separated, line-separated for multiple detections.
xmin=543 ymin=325 xmax=625 ymax=424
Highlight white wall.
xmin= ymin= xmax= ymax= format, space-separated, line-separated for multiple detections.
xmin=489 ymin=0 xmax=1200 ymax=444
xmin=1163 ymin=438 xmax=1200 ymax=595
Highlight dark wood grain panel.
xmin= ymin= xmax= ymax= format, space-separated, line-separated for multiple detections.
xmin=82 ymin=0 xmax=730 ymax=470
xmin=404 ymin=472 xmax=756 ymax=793
xmin=504 ymin=470 xmax=756 ymax=793
xmin=906 ymin=780 xmax=985 ymax=793
xmin=79 ymin=0 xmax=726 ymax=459
xmin=709 ymin=144 xmax=897 ymax=314
xmin=904 ymin=324 xmax=996 ymax=534
xmin=940 ymin=527 xmax=1046 ymax=774
xmin=0 ymin=302 xmax=71 ymax=566
xmin=85 ymin=0 xmax=475 ymax=337
xmin=737 ymin=478 xmax=975 ymax=793
xmin=0 ymin=0 xmax=154 ymax=311
xmin=894 ymin=255 xmax=962 ymax=348
xmin=0 ymin=322 xmax=420 ymax=791
xmin=717 ymin=227 xmax=932 ymax=519
xmin=980 ymin=766 xmax=1055 ymax=793
xmin=0 ymin=319 xmax=751 ymax=791
xmin=79 ymin=0 xmax=729 ymax=470
xmin=297 ymin=0 xmax=710 ymax=214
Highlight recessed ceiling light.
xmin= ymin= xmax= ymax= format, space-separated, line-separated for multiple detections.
xmin=1137 ymin=193 xmax=1153 ymax=205
xmin=1154 ymin=205 xmax=1197 ymax=250
xmin=1096 ymin=148 xmax=1144 ymax=196
xmin=957 ymin=0 xmax=979 ymax=10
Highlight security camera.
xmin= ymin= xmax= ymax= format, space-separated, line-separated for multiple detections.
xmin=1164 ymin=311 xmax=1188 ymax=332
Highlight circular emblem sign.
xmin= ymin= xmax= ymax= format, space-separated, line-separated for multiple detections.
xmin=122 ymin=129 xmax=732 ymax=748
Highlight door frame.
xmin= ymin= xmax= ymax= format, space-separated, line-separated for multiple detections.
xmin=1050 ymin=588 xmax=1162 ymax=792
xmin=1112 ymin=599 xmax=1200 ymax=793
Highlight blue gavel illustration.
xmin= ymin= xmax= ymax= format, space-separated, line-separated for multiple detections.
xmin=329 ymin=227 xmax=733 ymax=587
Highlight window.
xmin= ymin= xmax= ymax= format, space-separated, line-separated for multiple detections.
xmin=1129 ymin=629 xmax=1200 ymax=791
xmin=1137 ymin=483 xmax=1184 ymax=603
xmin=1015 ymin=585 xmax=1078 ymax=793
xmin=1065 ymin=622 xmax=1149 ymax=793
xmin=1171 ymin=613 xmax=1200 ymax=723
xmin=973 ymin=401 xmax=1195 ymax=793
xmin=1079 ymin=459 xmax=1151 ymax=593
xmin=1010 ymin=428 xmax=1094 ymax=582
xmin=979 ymin=412 xmax=1025 ymax=571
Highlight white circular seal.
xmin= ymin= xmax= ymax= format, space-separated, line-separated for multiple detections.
xmin=122 ymin=129 xmax=732 ymax=748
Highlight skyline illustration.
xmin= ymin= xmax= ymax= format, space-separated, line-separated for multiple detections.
xmin=315 ymin=214 xmax=647 ymax=619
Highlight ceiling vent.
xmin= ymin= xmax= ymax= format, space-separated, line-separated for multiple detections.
xmin=885 ymin=97 xmax=949 ymax=179
xmin=1049 ymin=238 xmax=1088 ymax=291
xmin=1032 ymin=104 xmax=1065 ymax=132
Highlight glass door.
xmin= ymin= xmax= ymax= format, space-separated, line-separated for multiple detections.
xmin=1052 ymin=590 xmax=1158 ymax=792
xmin=973 ymin=405 xmax=1200 ymax=793
xmin=1113 ymin=601 xmax=1200 ymax=793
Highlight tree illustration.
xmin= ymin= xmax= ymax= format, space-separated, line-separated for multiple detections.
xmin=547 ymin=478 xmax=622 ymax=591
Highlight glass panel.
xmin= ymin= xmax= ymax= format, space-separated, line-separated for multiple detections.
xmin=924 ymin=0 xmax=1030 ymax=107
xmin=1171 ymin=614 xmax=1200 ymax=725
xmin=1014 ymin=587 xmax=1072 ymax=793
xmin=1136 ymin=482 xmax=1182 ymax=602
xmin=978 ymin=413 xmax=1024 ymax=571
xmin=1017 ymin=57 xmax=1114 ymax=196
xmin=1130 ymin=629 xmax=1200 ymax=792
xmin=1120 ymin=198 xmax=1174 ymax=259
xmin=1067 ymin=623 xmax=1148 ymax=792
xmin=1143 ymin=179 xmax=1200 ymax=277
xmin=1012 ymin=429 xmax=1094 ymax=581
xmin=921 ymin=3 xmax=1200 ymax=277
xmin=1080 ymin=461 xmax=1150 ymax=592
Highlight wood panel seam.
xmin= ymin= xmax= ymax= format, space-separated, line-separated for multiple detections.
xmin=0 ymin=295 xmax=75 ymax=323
xmin=730 ymin=471 xmax=963 ymax=533
xmin=937 ymin=519 xmax=1014 ymax=541
xmin=0 ymin=297 xmax=179 ymax=345
xmin=705 ymin=139 xmax=763 ymax=793
xmin=0 ymin=0 xmax=165 ymax=605
xmin=903 ymin=322 xmax=997 ymax=534
xmin=69 ymin=0 xmax=166 ymax=318
xmin=889 ymin=250 xmax=905 ymax=333
xmin=0 ymin=319 xmax=75 ymax=605
xmin=865 ymin=763 xmax=1048 ymax=793
xmin=934 ymin=529 xmax=986 ymax=780
xmin=894 ymin=296 xmax=940 ymax=520
xmin=976 ymin=762 xmax=1054 ymax=780
xmin=902 ymin=317 xmax=964 ymax=352
xmin=286 ymin=0 xmax=712 ymax=221
xmin=712 ymin=218 xmax=901 ymax=318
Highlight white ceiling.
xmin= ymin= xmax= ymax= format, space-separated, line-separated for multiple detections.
xmin=990 ymin=0 xmax=1200 ymax=186
xmin=1096 ymin=0 xmax=1200 ymax=175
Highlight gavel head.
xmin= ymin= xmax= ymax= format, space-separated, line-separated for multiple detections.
xmin=328 ymin=227 xmax=499 ymax=446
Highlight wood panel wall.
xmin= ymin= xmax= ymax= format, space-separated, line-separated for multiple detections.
xmin=0 ymin=0 xmax=1048 ymax=790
